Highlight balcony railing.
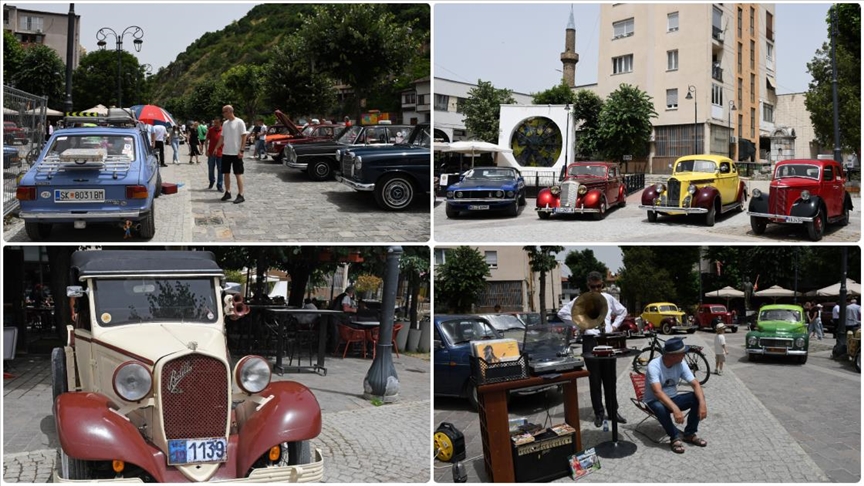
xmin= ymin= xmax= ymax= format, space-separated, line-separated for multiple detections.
xmin=712 ymin=65 xmax=723 ymax=82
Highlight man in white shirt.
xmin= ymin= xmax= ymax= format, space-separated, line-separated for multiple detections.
xmin=215 ymin=105 xmax=248 ymax=204
xmin=151 ymin=124 xmax=168 ymax=167
xmin=558 ymin=271 xmax=628 ymax=427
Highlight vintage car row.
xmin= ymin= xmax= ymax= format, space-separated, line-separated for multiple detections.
xmin=263 ymin=110 xmax=343 ymax=165
xmin=536 ymin=161 xmax=627 ymax=220
xmin=52 ymin=250 xmax=323 ymax=482
xmin=335 ymin=122 xmax=430 ymax=211
xmin=640 ymin=154 xmax=747 ymax=226
xmin=748 ymin=158 xmax=853 ymax=241
xmin=745 ymin=304 xmax=809 ymax=364
xmin=15 ymin=109 xmax=161 ymax=241
xmin=4 ymin=120 xmax=30 ymax=145
xmin=445 ymin=167 xmax=526 ymax=218
xmin=640 ymin=302 xmax=696 ymax=334
xmin=284 ymin=122 xmax=411 ymax=181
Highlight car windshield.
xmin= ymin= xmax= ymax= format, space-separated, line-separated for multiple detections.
xmin=658 ymin=305 xmax=679 ymax=312
xmin=440 ymin=318 xmax=499 ymax=345
xmin=93 ymin=278 xmax=218 ymax=326
xmin=483 ymin=314 xmax=526 ymax=331
xmin=267 ymin=125 xmax=290 ymax=135
xmin=463 ymin=168 xmax=517 ymax=180
xmin=404 ymin=126 xmax=431 ymax=148
xmin=774 ymin=164 xmax=820 ymax=180
xmin=675 ymin=159 xmax=717 ymax=173
xmin=759 ymin=309 xmax=801 ymax=323
xmin=336 ymin=125 xmax=364 ymax=144
xmin=517 ymin=313 xmax=542 ymax=326
xmin=45 ymin=135 xmax=136 ymax=161
xmin=710 ymin=306 xmax=726 ymax=313
xmin=568 ymin=165 xmax=607 ymax=177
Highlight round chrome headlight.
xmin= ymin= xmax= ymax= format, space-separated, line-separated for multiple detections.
xmin=113 ymin=361 xmax=152 ymax=402
xmin=688 ymin=184 xmax=697 ymax=194
xmin=578 ymin=185 xmax=588 ymax=195
xmin=506 ymin=190 xmax=515 ymax=198
xmin=446 ymin=191 xmax=454 ymax=198
xmin=495 ymin=190 xmax=504 ymax=198
xmin=752 ymin=188 xmax=762 ymax=198
xmin=795 ymin=337 xmax=805 ymax=348
xmin=655 ymin=183 xmax=666 ymax=193
xmin=353 ymin=155 xmax=362 ymax=170
xmin=550 ymin=186 xmax=561 ymax=195
xmin=747 ymin=336 xmax=757 ymax=346
xmin=800 ymin=190 xmax=811 ymax=201
xmin=235 ymin=355 xmax=271 ymax=394
xmin=456 ymin=191 xmax=463 ymax=198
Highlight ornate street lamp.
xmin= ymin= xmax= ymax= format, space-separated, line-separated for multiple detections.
xmin=728 ymin=100 xmax=737 ymax=159
xmin=684 ymin=85 xmax=698 ymax=153
xmin=96 ymin=26 xmax=143 ymax=109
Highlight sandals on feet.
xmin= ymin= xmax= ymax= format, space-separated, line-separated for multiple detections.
xmin=683 ymin=435 xmax=707 ymax=447
xmin=670 ymin=438 xmax=685 ymax=454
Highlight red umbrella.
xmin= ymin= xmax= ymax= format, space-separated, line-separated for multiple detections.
xmin=130 ymin=104 xmax=176 ymax=127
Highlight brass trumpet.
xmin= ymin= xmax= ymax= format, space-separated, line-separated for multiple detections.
xmin=571 ymin=292 xmax=608 ymax=331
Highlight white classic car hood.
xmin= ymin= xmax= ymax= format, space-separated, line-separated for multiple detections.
xmin=96 ymin=323 xmax=225 ymax=363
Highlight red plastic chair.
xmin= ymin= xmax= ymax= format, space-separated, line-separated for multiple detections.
xmin=367 ymin=323 xmax=403 ymax=359
xmin=337 ymin=323 xmax=367 ymax=359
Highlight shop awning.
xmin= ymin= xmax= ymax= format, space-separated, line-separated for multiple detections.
xmin=766 ymin=76 xmax=776 ymax=90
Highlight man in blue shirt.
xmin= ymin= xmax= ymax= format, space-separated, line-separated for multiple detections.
xmin=643 ymin=337 xmax=708 ymax=453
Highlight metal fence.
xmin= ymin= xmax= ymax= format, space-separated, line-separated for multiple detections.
xmin=4 ymin=86 xmax=48 ymax=217
xmin=521 ymin=169 xmax=646 ymax=198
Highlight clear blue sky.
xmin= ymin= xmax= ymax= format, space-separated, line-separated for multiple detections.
xmin=434 ymin=3 xmax=831 ymax=95
xmin=14 ymin=2 xmax=258 ymax=72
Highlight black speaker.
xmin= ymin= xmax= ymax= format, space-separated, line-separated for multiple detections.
xmin=512 ymin=431 xmax=576 ymax=483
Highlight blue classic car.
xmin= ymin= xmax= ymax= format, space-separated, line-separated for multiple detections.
xmin=445 ymin=167 xmax=526 ymax=218
xmin=336 ymin=123 xmax=430 ymax=210
xmin=15 ymin=109 xmax=161 ymax=240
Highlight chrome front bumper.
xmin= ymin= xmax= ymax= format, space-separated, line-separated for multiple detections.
xmin=747 ymin=348 xmax=807 ymax=356
xmin=336 ymin=176 xmax=374 ymax=192
xmin=284 ymin=161 xmax=308 ymax=170
xmin=747 ymin=211 xmax=813 ymax=223
xmin=537 ymin=205 xmax=599 ymax=214
xmin=639 ymin=204 xmax=708 ymax=214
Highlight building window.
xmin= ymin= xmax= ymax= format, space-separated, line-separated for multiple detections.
xmin=485 ymin=251 xmax=498 ymax=269
xmin=750 ymin=73 xmax=755 ymax=103
xmin=711 ymin=84 xmax=723 ymax=106
xmin=417 ymin=94 xmax=427 ymax=106
xmin=737 ymin=77 xmax=743 ymax=105
xmin=612 ymin=54 xmax=633 ymax=74
xmin=404 ymin=92 xmax=416 ymax=105
xmin=737 ymin=42 xmax=743 ymax=73
xmin=749 ymin=7 xmax=755 ymax=36
xmin=738 ymin=114 xmax=743 ymax=140
xmin=667 ymin=12 xmax=679 ymax=32
xmin=712 ymin=7 xmax=723 ymax=39
xmin=434 ymin=248 xmax=448 ymax=266
xmin=434 ymin=94 xmax=449 ymax=111
xmin=667 ymin=50 xmax=678 ymax=71
xmin=750 ymin=40 xmax=755 ymax=69
xmin=763 ymin=103 xmax=774 ymax=123
xmin=666 ymin=89 xmax=678 ymax=109
xmin=737 ymin=7 xmax=743 ymax=38
xmin=19 ymin=15 xmax=44 ymax=32
xmin=750 ymin=108 xmax=756 ymax=138
xmin=612 ymin=18 xmax=634 ymax=39
xmin=766 ymin=11 xmax=774 ymax=41
xmin=766 ymin=42 xmax=773 ymax=61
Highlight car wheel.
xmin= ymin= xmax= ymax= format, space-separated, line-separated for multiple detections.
xmin=273 ymin=151 xmax=284 ymax=164
xmin=518 ymin=191 xmax=527 ymax=206
xmin=154 ymin=172 xmax=162 ymax=198
xmin=594 ymin=196 xmax=607 ymax=221
xmin=705 ymin=199 xmax=717 ymax=226
xmin=661 ymin=322 xmax=672 ymax=335
xmin=538 ymin=211 xmax=551 ymax=220
xmin=51 ymin=347 xmax=67 ymax=403
xmin=445 ymin=204 xmax=459 ymax=219
xmin=748 ymin=353 xmax=760 ymax=362
xmin=506 ymin=200 xmax=518 ymax=217
xmin=308 ymin=158 xmax=332 ymax=181
xmin=731 ymin=327 xmax=738 ymax=333
xmin=466 ymin=382 xmax=479 ymax=411
xmin=647 ymin=211 xmax=657 ymax=223
xmin=806 ymin=207 xmax=824 ymax=241
xmin=840 ymin=203 xmax=850 ymax=226
xmin=374 ymin=174 xmax=415 ymax=211
xmin=687 ymin=328 xmax=696 ymax=334
xmin=798 ymin=354 xmax=808 ymax=365
xmin=750 ymin=216 xmax=767 ymax=235
xmin=285 ymin=441 xmax=312 ymax=465
xmin=24 ymin=222 xmax=51 ymax=241
xmin=139 ymin=202 xmax=156 ymax=240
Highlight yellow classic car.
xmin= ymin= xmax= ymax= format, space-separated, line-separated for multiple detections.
xmin=639 ymin=154 xmax=747 ymax=226
xmin=640 ymin=302 xmax=696 ymax=335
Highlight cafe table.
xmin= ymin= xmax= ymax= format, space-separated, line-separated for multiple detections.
xmin=264 ymin=308 xmax=344 ymax=376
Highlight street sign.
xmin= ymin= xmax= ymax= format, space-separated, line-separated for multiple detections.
xmin=623 ymin=155 xmax=632 ymax=161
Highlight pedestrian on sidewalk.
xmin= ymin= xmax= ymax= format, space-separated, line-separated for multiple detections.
xmin=197 ymin=120 xmax=208 ymax=162
xmin=152 ymin=123 xmax=168 ymax=167
xmin=806 ymin=302 xmax=820 ymax=340
xmin=255 ymin=119 xmax=268 ymax=159
xmin=189 ymin=122 xmax=201 ymax=164
xmin=713 ymin=323 xmax=728 ymax=375
xmin=215 ymin=105 xmax=248 ymax=204
xmin=169 ymin=125 xmax=181 ymax=164
xmin=206 ymin=118 xmax=223 ymax=192
xmin=813 ymin=304 xmax=824 ymax=340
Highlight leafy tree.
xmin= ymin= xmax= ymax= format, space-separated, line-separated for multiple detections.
xmin=523 ymin=246 xmax=564 ymax=324
xmin=184 ymin=79 xmax=233 ymax=123
xmin=221 ymin=64 xmax=266 ymax=122
xmin=571 ymin=89 xmax=604 ymax=159
xmin=73 ymin=50 xmax=145 ymax=110
xmin=3 ymin=31 xmax=24 ymax=84
xmin=461 ymin=80 xmax=516 ymax=143
xmin=262 ymin=36 xmax=337 ymax=119
xmin=532 ymin=79 xmax=576 ymax=105
xmin=435 ymin=246 xmax=491 ymax=313
xmin=594 ymin=84 xmax=657 ymax=162
xmin=399 ymin=247 xmax=431 ymax=330
xmin=564 ymin=249 xmax=610 ymax=294
xmin=805 ymin=3 xmax=861 ymax=154
xmin=14 ymin=44 xmax=65 ymax=110
xmin=617 ymin=247 xmax=677 ymax=313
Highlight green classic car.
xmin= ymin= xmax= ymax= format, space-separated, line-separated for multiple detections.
xmin=746 ymin=304 xmax=809 ymax=364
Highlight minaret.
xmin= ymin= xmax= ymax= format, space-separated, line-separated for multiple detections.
xmin=560 ymin=6 xmax=579 ymax=88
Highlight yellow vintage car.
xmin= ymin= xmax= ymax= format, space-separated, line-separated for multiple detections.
xmin=640 ymin=302 xmax=696 ymax=335
xmin=639 ymin=154 xmax=748 ymax=226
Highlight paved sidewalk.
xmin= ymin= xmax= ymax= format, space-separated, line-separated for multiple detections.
xmin=3 ymin=350 xmax=430 ymax=483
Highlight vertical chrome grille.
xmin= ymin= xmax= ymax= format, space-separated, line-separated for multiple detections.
xmin=667 ymin=179 xmax=681 ymax=207
xmin=560 ymin=181 xmax=578 ymax=207
xmin=161 ymin=355 xmax=228 ymax=440
xmin=342 ymin=157 xmax=354 ymax=177
xmin=770 ymin=187 xmax=788 ymax=215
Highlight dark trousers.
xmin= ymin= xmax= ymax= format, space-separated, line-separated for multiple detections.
xmin=646 ymin=392 xmax=700 ymax=440
xmin=582 ymin=335 xmax=615 ymax=418
xmin=155 ymin=141 xmax=165 ymax=165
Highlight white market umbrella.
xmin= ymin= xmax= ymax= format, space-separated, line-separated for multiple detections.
xmin=704 ymin=286 xmax=745 ymax=298
xmin=4 ymin=107 xmax=19 ymax=115
xmin=814 ymin=279 xmax=861 ymax=297
xmin=433 ymin=141 xmax=452 ymax=153
xmin=82 ymin=104 xmax=109 ymax=115
xmin=447 ymin=140 xmax=513 ymax=157
xmin=755 ymin=285 xmax=800 ymax=303
xmin=23 ymin=107 xmax=64 ymax=116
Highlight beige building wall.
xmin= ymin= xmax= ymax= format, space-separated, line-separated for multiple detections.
xmin=776 ymin=92 xmax=819 ymax=160
xmin=3 ymin=6 xmax=81 ymax=69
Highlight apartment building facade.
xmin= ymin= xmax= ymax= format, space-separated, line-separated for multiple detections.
xmin=3 ymin=5 xmax=81 ymax=69
xmin=434 ymin=246 xmax=563 ymax=313
xmin=433 ymin=77 xmax=534 ymax=143
xmin=596 ymin=3 xmax=776 ymax=173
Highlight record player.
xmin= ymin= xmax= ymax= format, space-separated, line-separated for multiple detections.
xmin=523 ymin=323 xmax=584 ymax=374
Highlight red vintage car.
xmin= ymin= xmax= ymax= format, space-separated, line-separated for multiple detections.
xmin=748 ymin=158 xmax=853 ymax=241
xmin=263 ymin=111 xmax=341 ymax=162
xmin=695 ymin=304 xmax=739 ymax=332
xmin=535 ymin=161 xmax=626 ymax=220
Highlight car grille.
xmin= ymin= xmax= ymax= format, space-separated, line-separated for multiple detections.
xmin=769 ymin=187 xmax=788 ymax=215
xmin=342 ymin=157 xmax=354 ymax=178
xmin=457 ymin=190 xmax=504 ymax=199
xmin=161 ymin=354 xmax=228 ymax=440
xmin=560 ymin=181 xmax=578 ymax=207
xmin=667 ymin=179 xmax=681 ymax=207
xmin=760 ymin=337 xmax=792 ymax=348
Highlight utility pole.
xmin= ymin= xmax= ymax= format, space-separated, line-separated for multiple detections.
xmin=830 ymin=6 xmax=842 ymax=164
xmin=63 ymin=4 xmax=75 ymax=114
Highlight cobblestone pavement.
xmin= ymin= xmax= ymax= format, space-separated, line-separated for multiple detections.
xmin=434 ymin=179 xmax=861 ymax=243
xmin=434 ymin=330 xmax=857 ymax=482
xmin=4 ymin=145 xmax=430 ymax=243
xmin=3 ymin=351 xmax=431 ymax=483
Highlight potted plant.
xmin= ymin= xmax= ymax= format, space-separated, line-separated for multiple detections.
xmin=355 ymin=274 xmax=382 ymax=300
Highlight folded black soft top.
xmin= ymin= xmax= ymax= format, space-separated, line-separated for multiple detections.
xmin=71 ymin=250 xmax=223 ymax=279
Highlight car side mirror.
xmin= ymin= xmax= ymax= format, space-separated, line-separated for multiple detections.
xmin=66 ymin=286 xmax=88 ymax=298
xmin=434 ymin=340 xmax=444 ymax=350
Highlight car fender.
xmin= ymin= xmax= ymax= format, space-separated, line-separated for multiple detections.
xmin=748 ymin=192 xmax=768 ymax=213
xmin=376 ymin=169 xmax=424 ymax=190
xmin=236 ymin=381 xmax=322 ymax=474
xmin=736 ymin=181 xmax=748 ymax=202
xmin=845 ymin=192 xmax=854 ymax=212
xmin=790 ymin=195 xmax=822 ymax=218
xmin=693 ymin=186 xmax=720 ymax=208
xmin=536 ymin=188 xmax=559 ymax=208
xmin=582 ymin=189 xmax=601 ymax=208
xmin=641 ymin=186 xmax=660 ymax=206
xmin=55 ymin=392 xmax=165 ymax=478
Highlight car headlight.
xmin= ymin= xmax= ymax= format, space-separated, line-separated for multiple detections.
xmin=800 ymin=190 xmax=810 ymax=201
xmin=495 ymin=190 xmax=504 ymax=198
xmin=506 ymin=190 xmax=515 ymax=198
xmin=336 ymin=149 xmax=342 ymax=160
xmin=688 ymin=184 xmax=697 ymax=194
xmin=550 ymin=186 xmax=561 ymax=195
xmin=795 ymin=337 xmax=805 ymax=347
xmin=113 ymin=361 xmax=152 ymax=402
xmin=354 ymin=155 xmax=362 ymax=170
xmin=578 ymin=185 xmax=588 ymax=195
xmin=447 ymin=191 xmax=454 ymax=198
xmin=752 ymin=188 xmax=762 ymax=198
xmin=456 ymin=191 xmax=463 ymax=198
xmin=655 ymin=183 xmax=666 ymax=193
xmin=747 ymin=336 xmax=757 ymax=346
xmin=235 ymin=355 xmax=271 ymax=394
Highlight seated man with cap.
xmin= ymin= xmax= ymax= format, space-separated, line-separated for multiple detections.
xmin=643 ymin=337 xmax=708 ymax=454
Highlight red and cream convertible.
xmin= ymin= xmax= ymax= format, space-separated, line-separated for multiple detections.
xmin=536 ymin=161 xmax=627 ymax=220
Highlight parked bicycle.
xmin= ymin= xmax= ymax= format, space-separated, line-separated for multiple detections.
xmin=631 ymin=331 xmax=711 ymax=385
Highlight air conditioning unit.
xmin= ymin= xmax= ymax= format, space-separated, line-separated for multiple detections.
xmin=35 ymin=28 xmax=42 ymax=34
xmin=730 ymin=136 xmax=737 ymax=143
xmin=716 ymin=32 xmax=725 ymax=42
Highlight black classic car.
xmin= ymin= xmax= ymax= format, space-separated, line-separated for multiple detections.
xmin=335 ymin=123 xmax=430 ymax=210
xmin=284 ymin=123 xmax=411 ymax=181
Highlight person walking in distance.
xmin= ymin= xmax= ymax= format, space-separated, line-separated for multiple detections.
xmin=215 ymin=105 xmax=248 ymax=204
xmin=151 ymin=123 xmax=168 ymax=167
xmin=206 ymin=118 xmax=223 ymax=192
xmin=169 ymin=125 xmax=181 ymax=164
xmin=197 ymin=120 xmax=208 ymax=162
xmin=188 ymin=122 xmax=200 ymax=164
xmin=713 ymin=323 xmax=728 ymax=375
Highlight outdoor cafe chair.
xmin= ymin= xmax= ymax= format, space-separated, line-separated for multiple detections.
xmin=337 ymin=323 xmax=368 ymax=359
xmin=366 ymin=322 xmax=403 ymax=359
